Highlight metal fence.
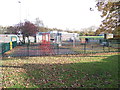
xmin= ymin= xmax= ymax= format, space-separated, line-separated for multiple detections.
xmin=61 ymin=40 xmax=120 ymax=54
xmin=2 ymin=39 xmax=120 ymax=57
xmin=12 ymin=41 xmax=17 ymax=48
xmin=0 ymin=41 xmax=17 ymax=55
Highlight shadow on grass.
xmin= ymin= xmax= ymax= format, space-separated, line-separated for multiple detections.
xmin=1 ymin=55 xmax=119 ymax=88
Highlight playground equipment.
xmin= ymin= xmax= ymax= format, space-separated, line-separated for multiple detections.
xmin=40 ymin=33 xmax=54 ymax=55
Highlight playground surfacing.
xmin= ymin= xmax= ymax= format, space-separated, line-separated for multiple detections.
xmin=3 ymin=41 xmax=119 ymax=57
xmin=4 ymin=43 xmax=76 ymax=57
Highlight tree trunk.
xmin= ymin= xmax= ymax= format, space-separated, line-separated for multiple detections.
xmin=23 ymin=35 xmax=25 ymax=44
xmin=16 ymin=34 xmax=23 ymax=44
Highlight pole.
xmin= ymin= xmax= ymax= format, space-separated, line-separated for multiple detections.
xmin=18 ymin=1 xmax=21 ymax=24
xmin=57 ymin=31 xmax=59 ymax=54
xmin=84 ymin=43 xmax=86 ymax=54
xmin=73 ymin=34 xmax=75 ymax=47
xmin=27 ymin=37 xmax=30 ymax=57
xmin=0 ymin=43 xmax=3 ymax=60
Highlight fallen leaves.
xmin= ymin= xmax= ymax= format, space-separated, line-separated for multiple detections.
xmin=1 ymin=53 xmax=119 ymax=88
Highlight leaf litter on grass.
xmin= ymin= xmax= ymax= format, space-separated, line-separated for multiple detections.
xmin=1 ymin=52 xmax=119 ymax=88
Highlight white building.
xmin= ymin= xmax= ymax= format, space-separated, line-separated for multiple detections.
xmin=49 ymin=31 xmax=79 ymax=41
xmin=0 ymin=34 xmax=22 ymax=43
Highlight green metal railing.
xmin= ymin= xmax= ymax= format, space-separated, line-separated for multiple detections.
xmin=1 ymin=43 xmax=10 ymax=54
xmin=12 ymin=41 xmax=17 ymax=48
xmin=0 ymin=41 xmax=17 ymax=54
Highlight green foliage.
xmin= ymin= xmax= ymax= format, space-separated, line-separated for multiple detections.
xmin=0 ymin=26 xmax=7 ymax=34
xmin=96 ymin=1 xmax=120 ymax=35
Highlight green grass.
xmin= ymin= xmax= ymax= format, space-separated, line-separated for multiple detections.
xmin=71 ymin=45 xmax=119 ymax=54
xmin=79 ymin=36 xmax=104 ymax=39
xmin=1 ymin=53 xmax=119 ymax=88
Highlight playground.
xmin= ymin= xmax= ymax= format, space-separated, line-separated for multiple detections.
xmin=1 ymin=34 xmax=119 ymax=88
xmin=1 ymin=33 xmax=119 ymax=58
xmin=2 ymin=40 xmax=119 ymax=58
xmin=3 ymin=43 xmax=76 ymax=57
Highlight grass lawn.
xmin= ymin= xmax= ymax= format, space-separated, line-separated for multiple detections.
xmin=71 ymin=45 xmax=119 ymax=54
xmin=1 ymin=52 xmax=119 ymax=88
xmin=79 ymin=36 xmax=104 ymax=39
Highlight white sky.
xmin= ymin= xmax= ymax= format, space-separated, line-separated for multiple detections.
xmin=0 ymin=0 xmax=102 ymax=30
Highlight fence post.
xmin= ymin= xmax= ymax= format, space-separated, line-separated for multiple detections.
xmin=27 ymin=40 xmax=30 ymax=57
xmin=84 ymin=43 xmax=86 ymax=54
xmin=103 ymin=45 xmax=105 ymax=52
xmin=73 ymin=39 xmax=75 ymax=47
xmin=57 ymin=44 xmax=59 ymax=55
xmin=108 ymin=40 xmax=110 ymax=52
xmin=0 ymin=43 xmax=3 ymax=59
xmin=10 ymin=42 xmax=12 ymax=50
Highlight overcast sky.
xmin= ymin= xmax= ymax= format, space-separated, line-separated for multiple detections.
xmin=0 ymin=0 xmax=102 ymax=30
